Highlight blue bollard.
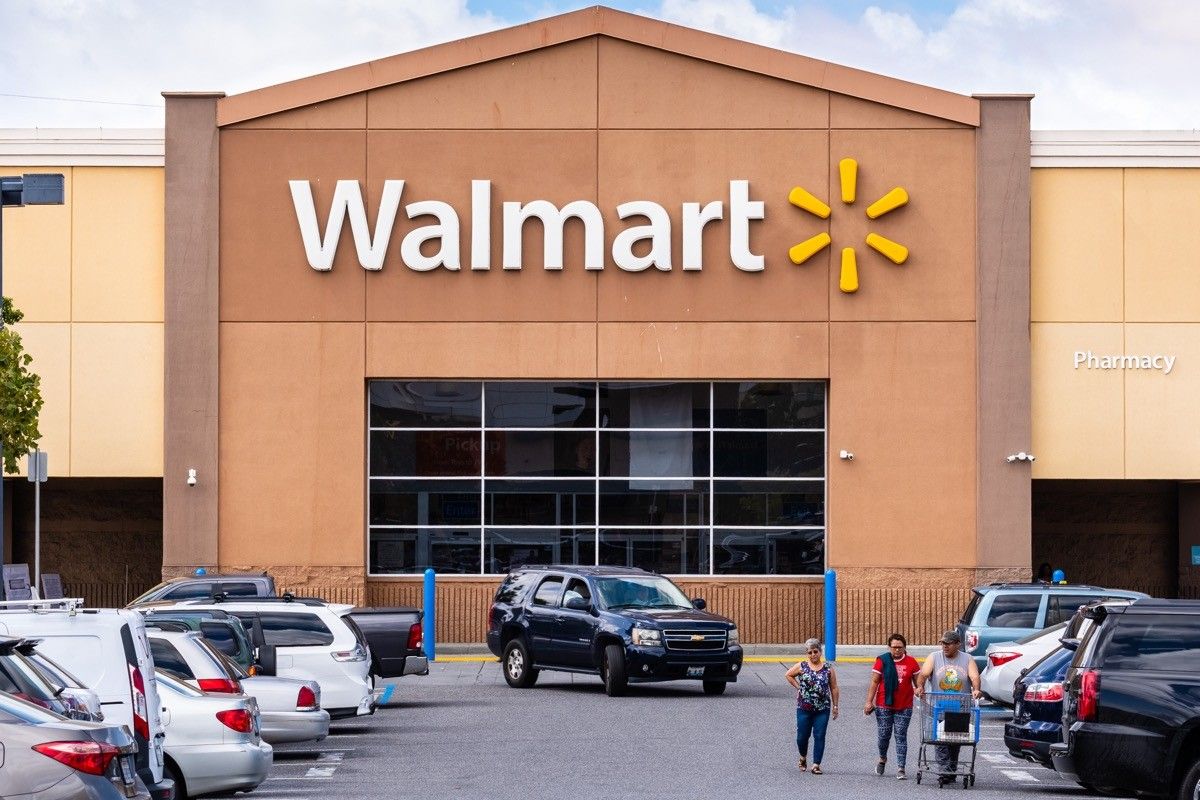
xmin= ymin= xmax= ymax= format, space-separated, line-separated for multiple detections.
xmin=824 ymin=569 xmax=837 ymax=662
xmin=423 ymin=568 xmax=436 ymax=663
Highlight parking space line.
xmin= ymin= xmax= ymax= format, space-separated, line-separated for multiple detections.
xmin=999 ymin=769 xmax=1041 ymax=782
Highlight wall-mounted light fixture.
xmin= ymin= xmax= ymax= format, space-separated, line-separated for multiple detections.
xmin=1006 ymin=452 xmax=1036 ymax=463
xmin=838 ymin=450 xmax=855 ymax=461
xmin=187 ymin=468 xmax=198 ymax=486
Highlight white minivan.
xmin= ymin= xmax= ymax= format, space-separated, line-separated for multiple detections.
xmin=0 ymin=598 xmax=174 ymax=799
xmin=162 ymin=598 xmax=373 ymax=718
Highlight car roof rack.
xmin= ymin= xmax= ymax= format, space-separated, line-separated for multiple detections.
xmin=206 ymin=592 xmax=326 ymax=607
xmin=0 ymin=598 xmax=86 ymax=615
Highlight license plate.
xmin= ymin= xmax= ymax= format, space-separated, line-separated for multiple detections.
xmin=119 ymin=756 xmax=137 ymax=797
xmin=687 ymin=666 xmax=705 ymax=678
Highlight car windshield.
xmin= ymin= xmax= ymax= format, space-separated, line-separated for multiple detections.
xmin=207 ymin=644 xmax=250 ymax=680
xmin=29 ymin=652 xmax=86 ymax=689
xmin=0 ymin=690 xmax=69 ymax=723
xmin=594 ymin=576 xmax=692 ymax=610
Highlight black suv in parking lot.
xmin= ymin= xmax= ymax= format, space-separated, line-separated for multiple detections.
xmin=487 ymin=566 xmax=743 ymax=696
xmin=1051 ymin=599 xmax=1200 ymax=798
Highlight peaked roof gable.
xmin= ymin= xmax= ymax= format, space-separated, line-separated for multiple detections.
xmin=216 ymin=6 xmax=978 ymax=127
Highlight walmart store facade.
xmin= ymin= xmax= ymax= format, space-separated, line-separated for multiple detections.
xmin=3 ymin=8 xmax=1199 ymax=643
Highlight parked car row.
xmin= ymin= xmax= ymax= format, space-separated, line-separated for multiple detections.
xmin=0 ymin=572 xmax=428 ymax=800
xmin=960 ymin=585 xmax=1200 ymax=800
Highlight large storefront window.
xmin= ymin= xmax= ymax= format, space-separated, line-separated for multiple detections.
xmin=368 ymin=381 xmax=825 ymax=576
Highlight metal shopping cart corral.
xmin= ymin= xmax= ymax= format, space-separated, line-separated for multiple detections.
xmin=915 ymin=692 xmax=980 ymax=788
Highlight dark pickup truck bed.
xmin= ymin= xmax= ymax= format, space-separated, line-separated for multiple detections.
xmin=349 ymin=607 xmax=428 ymax=679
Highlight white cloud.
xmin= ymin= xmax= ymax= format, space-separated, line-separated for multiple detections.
xmin=1 ymin=0 xmax=1198 ymax=130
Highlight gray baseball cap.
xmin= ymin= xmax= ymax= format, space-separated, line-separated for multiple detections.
xmin=940 ymin=630 xmax=962 ymax=644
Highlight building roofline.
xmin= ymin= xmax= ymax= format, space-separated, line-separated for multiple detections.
xmin=1032 ymin=130 xmax=1200 ymax=167
xmin=214 ymin=5 xmax=981 ymax=127
xmin=0 ymin=128 xmax=163 ymax=167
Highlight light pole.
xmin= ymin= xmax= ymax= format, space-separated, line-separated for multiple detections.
xmin=0 ymin=173 xmax=65 ymax=565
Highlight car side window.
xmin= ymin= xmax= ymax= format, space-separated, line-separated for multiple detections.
xmin=257 ymin=612 xmax=335 ymax=647
xmin=150 ymin=639 xmax=195 ymax=679
xmin=561 ymin=578 xmax=591 ymax=608
xmin=985 ymin=594 xmax=1042 ymax=627
xmin=165 ymin=582 xmax=213 ymax=600
xmin=495 ymin=572 xmax=538 ymax=605
xmin=199 ymin=622 xmax=240 ymax=656
xmin=1045 ymin=594 xmax=1102 ymax=626
xmin=532 ymin=576 xmax=564 ymax=607
xmin=217 ymin=582 xmax=259 ymax=597
xmin=1103 ymin=615 xmax=1200 ymax=671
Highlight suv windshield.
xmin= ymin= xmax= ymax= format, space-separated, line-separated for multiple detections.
xmin=594 ymin=576 xmax=692 ymax=610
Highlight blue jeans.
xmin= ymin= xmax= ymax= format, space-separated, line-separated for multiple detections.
xmin=796 ymin=707 xmax=831 ymax=764
xmin=875 ymin=707 xmax=913 ymax=769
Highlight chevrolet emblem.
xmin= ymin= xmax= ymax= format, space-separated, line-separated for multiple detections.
xmin=690 ymin=634 xmax=704 ymax=641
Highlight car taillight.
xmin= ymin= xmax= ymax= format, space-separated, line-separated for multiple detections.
xmin=215 ymin=708 xmax=253 ymax=733
xmin=197 ymin=678 xmax=242 ymax=694
xmin=966 ymin=630 xmax=980 ymax=652
xmin=332 ymin=644 xmax=367 ymax=662
xmin=988 ymin=651 xmax=1020 ymax=667
xmin=296 ymin=686 xmax=318 ymax=710
xmin=128 ymin=664 xmax=149 ymax=740
xmin=33 ymin=741 xmax=120 ymax=776
xmin=1024 ymin=681 xmax=1064 ymax=702
xmin=1078 ymin=669 xmax=1101 ymax=721
xmin=407 ymin=622 xmax=423 ymax=651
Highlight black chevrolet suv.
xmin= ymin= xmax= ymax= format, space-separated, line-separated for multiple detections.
xmin=1051 ymin=599 xmax=1200 ymax=798
xmin=486 ymin=566 xmax=743 ymax=697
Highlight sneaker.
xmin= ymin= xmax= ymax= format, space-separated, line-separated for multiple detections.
xmin=896 ymin=769 xmax=907 ymax=780
xmin=875 ymin=760 xmax=886 ymax=776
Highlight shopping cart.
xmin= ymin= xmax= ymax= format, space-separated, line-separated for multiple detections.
xmin=914 ymin=692 xmax=980 ymax=788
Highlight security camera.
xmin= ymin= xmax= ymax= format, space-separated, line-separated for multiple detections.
xmin=838 ymin=450 xmax=854 ymax=461
xmin=187 ymin=468 xmax=198 ymax=487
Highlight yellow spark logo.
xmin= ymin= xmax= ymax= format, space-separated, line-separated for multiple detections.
xmin=787 ymin=158 xmax=909 ymax=293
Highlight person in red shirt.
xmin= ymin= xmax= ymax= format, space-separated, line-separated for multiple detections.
xmin=863 ymin=632 xmax=920 ymax=779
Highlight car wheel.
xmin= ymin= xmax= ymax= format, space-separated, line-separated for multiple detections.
xmin=702 ymin=680 xmax=727 ymax=696
xmin=1177 ymin=756 xmax=1200 ymax=800
xmin=502 ymin=640 xmax=538 ymax=688
xmin=602 ymin=644 xmax=628 ymax=697
xmin=164 ymin=758 xmax=187 ymax=800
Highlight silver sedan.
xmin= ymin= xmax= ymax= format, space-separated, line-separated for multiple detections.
xmin=155 ymin=671 xmax=272 ymax=798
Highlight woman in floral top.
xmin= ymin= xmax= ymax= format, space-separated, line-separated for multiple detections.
xmin=786 ymin=637 xmax=840 ymax=775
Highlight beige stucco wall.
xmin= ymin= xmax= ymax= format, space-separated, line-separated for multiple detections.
xmin=1032 ymin=167 xmax=1200 ymax=479
xmin=2 ymin=164 xmax=164 ymax=477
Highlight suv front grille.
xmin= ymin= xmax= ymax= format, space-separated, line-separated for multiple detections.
xmin=663 ymin=629 xmax=727 ymax=651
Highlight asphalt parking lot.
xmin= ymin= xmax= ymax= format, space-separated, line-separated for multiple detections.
xmin=217 ymin=659 xmax=1105 ymax=800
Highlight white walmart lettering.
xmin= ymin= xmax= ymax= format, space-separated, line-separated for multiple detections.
xmin=288 ymin=179 xmax=765 ymax=273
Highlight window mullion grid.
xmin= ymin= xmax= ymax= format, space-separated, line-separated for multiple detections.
xmin=709 ymin=381 xmax=715 ymax=577
xmin=479 ymin=386 xmax=486 ymax=575
xmin=594 ymin=381 xmax=600 ymax=566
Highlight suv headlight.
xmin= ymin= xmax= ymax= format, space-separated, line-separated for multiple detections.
xmin=728 ymin=627 xmax=740 ymax=646
xmin=631 ymin=626 xmax=662 ymax=647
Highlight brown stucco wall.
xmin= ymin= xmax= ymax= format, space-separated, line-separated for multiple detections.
xmin=161 ymin=14 xmax=1032 ymax=641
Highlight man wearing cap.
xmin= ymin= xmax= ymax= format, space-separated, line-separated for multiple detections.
xmin=915 ymin=630 xmax=981 ymax=786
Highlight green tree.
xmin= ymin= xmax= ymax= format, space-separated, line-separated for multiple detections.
xmin=0 ymin=296 xmax=43 ymax=473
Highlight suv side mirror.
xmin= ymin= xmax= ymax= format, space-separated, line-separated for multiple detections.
xmin=564 ymin=596 xmax=590 ymax=612
xmin=256 ymin=644 xmax=278 ymax=676
xmin=692 ymin=598 xmax=707 ymax=610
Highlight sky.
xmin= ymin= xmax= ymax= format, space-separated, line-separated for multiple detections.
xmin=1 ymin=0 xmax=1197 ymax=131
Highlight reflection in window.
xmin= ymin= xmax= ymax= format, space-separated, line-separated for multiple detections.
xmin=368 ymin=528 xmax=482 ymax=574
xmin=367 ymin=381 xmax=826 ymax=575
xmin=484 ymin=528 xmax=595 ymax=575
xmin=712 ymin=529 xmax=824 ymax=576
xmin=599 ymin=529 xmax=706 ymax=574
